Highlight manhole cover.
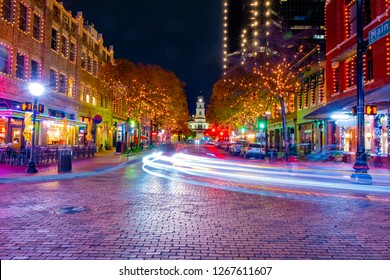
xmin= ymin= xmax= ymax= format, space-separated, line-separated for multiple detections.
xmin=58 ymin=206 xmax=87 ymax=214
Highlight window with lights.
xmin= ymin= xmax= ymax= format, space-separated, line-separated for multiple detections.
xmin=1 ymin=0 xmax=13 ymax=22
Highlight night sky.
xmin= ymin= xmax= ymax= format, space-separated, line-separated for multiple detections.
xmin=61 ymin=0 xmax=222 ymax=115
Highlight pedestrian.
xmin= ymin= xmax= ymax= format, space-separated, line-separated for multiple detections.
xmin=140 ymin=142 xmax=144 ymax=150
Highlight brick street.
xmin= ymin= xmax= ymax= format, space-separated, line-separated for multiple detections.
xmin=1 ymin=154 xmax=390 ymax=260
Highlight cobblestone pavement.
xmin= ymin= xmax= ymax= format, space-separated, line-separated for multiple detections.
xmin=1 ymin=153 xmax=390 ymax=260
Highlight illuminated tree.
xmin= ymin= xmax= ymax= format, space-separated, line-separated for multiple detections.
xmin=209 ymin=25 xmax=320 ymax=159
xmin=207 ymin=66 xmax=270 ymax=130
xmin=100 ymin=59 xmax=190 ymax=147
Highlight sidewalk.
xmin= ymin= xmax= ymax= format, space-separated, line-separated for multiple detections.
xmin=0 ymin=150 xmax=145 ymax=184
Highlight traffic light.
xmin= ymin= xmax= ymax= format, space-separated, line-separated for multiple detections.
xmin=259 ymin=121 xmax=265 ymax=129
xmin=351 ymin=106 xmax=357 ymax=116
xmin=21 ymin=102 xmax=44 ymax=113
xmin=365 ymin=105 xmax=377 ymax=115
xmin=37 ymin=104 xmax=44 ymax=113
xmin=241 ymin=127 xmax=246 ymax=134
xmin=21 ymin=102 xmax=32 ymax=111
xmin=351 ymin=105 xmax=377 ymax=115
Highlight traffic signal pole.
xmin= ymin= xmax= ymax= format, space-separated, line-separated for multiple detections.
xmin=351 ymin=0 xmax=372 ymax=183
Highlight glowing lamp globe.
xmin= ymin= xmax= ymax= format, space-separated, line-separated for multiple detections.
xmin=29 ymin=83 xmax=44 ymax=97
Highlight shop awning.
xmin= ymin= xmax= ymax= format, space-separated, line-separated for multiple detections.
xmin=304 ymin=96 xmax=356 ymax=119
xmin=364 ymin=83 xmax=390 ymax=105
xmin=305 ymin=83 xmax=390 ymax=119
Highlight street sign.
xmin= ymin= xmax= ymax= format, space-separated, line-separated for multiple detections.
xmin=93 ymin=114 xmax=103 ymax=124
xmin=369 ymin=19 xmax=390 ymax=45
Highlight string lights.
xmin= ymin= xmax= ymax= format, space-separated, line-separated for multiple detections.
xmin=0 ymin=42 xmax=13 ymax=76
xmin=310 ymin=78 xmax=316 ymax=105
xmin=223 ymin=0 xmax=228 ymax=74
xmin=386 ymin=37 xmax=390 ymax=76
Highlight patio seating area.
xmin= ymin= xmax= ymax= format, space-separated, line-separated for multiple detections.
xmin=0 ymin=144 xmax=96 ymax=166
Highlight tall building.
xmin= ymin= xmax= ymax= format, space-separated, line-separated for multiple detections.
xmin=0 ymin=0 xmax=123 ymax=150
xmin=223 ymin=0 xmax=325 ymax=73
xmin=280 ymin=0 xmax=325 ymax=46
xmin=223 ymin=0 xmax=282 ymax=73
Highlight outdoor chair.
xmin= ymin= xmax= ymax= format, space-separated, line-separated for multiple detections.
xmin=5 ymin=147 xmax=18 ymax=166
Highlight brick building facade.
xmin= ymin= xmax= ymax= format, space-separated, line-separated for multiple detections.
xmin=319 ymin=0 xmax=390 ymax=159
xmin=0 ymin=0 xmax=122 ymax=150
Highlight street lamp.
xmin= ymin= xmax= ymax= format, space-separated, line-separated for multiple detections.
xmin=265 ymin=111 xmax=271 ymax=157
xmin=351 ymin=0 xmax=372 ymax=183
xmin=26 ymin=82 xmax=44 ymax=174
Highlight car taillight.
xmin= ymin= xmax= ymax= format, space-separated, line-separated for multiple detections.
xmin=248 ymin=148 xmax=252 ymax=151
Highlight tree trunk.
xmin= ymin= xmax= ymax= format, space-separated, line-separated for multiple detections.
xmin=149 ymin=119 xmax=153 ymax=147
xmin=278 ymin=95 xmax=290 ymax=161
xmin=137 ymin=122 xmax=141 ymax=148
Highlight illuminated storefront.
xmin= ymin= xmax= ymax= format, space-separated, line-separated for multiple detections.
xmin=0 ymin=117 xmax=6 ymax=145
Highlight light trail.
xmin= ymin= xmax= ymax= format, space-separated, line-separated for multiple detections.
xmin=142 ymin=152 xmax=390 ymax=201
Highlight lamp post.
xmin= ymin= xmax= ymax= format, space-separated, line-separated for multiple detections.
xmin=351 ymin=0 xmax=372 ymax=183
xmin=265 ymin=111 xmax=271 ymax=157
xmin=26 ymin=82 xmax=44 ymax=174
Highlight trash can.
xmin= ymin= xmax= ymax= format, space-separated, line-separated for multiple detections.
xmin=58 ymin=148 xmax=72 ymax=173
xmin=269 ymin=149 xmax=277 ymax=163
xmin=116 ymin=141 xmax=123 ymax=153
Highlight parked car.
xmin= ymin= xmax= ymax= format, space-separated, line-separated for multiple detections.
xmin=229 ymin=140 xmax=248 ymax=156
xmin=221 ymin=142 xmax=234 ymax=151
xmin=240 ymin=142 xmax=265 ymax=159
xmin=215 ymin=141 xmax=224 ymax=148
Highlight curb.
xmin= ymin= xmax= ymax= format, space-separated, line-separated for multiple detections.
xmin=0 ymin=156 xmax=142 ymax=185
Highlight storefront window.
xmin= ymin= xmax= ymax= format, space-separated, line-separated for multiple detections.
xmin=47 ymin=125 xmax=60 ymax=145
xmin=43 ymin=120 xmax=76 ymax=145
xmin=0 ymin=117 xmax=7 ymax=145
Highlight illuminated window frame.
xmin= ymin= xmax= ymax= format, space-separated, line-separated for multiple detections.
xmin=18 ymin=2 xmax=28 ymax=32
xmin=67 ymin=77 xmax=75 ymax=98
xmin=49 ymin=68 xmax=58 ymax=91
xmin=51 ymin=28 xmax=59 ymax=51
xmin=0 ymin=44 xmax=11 ymax=74
xmin=81 ymin=50 xmax=87 ymax=70
xmin=69 ymin=41 xmax=76 ymax=63
xmin=1 ymin=0 xmax=13 ymax=23
xmin=58 ymin=73 xmax=67 ymax=94
xmin=32 ymin=13 xmax=42 ymax=41
xmin=30 ymin=59 xmax=40 ymax=81
xmin=15 ymin=52 xmax=26 ymax=79
xmin=61 ymin=35 xmax=68 ymax=58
